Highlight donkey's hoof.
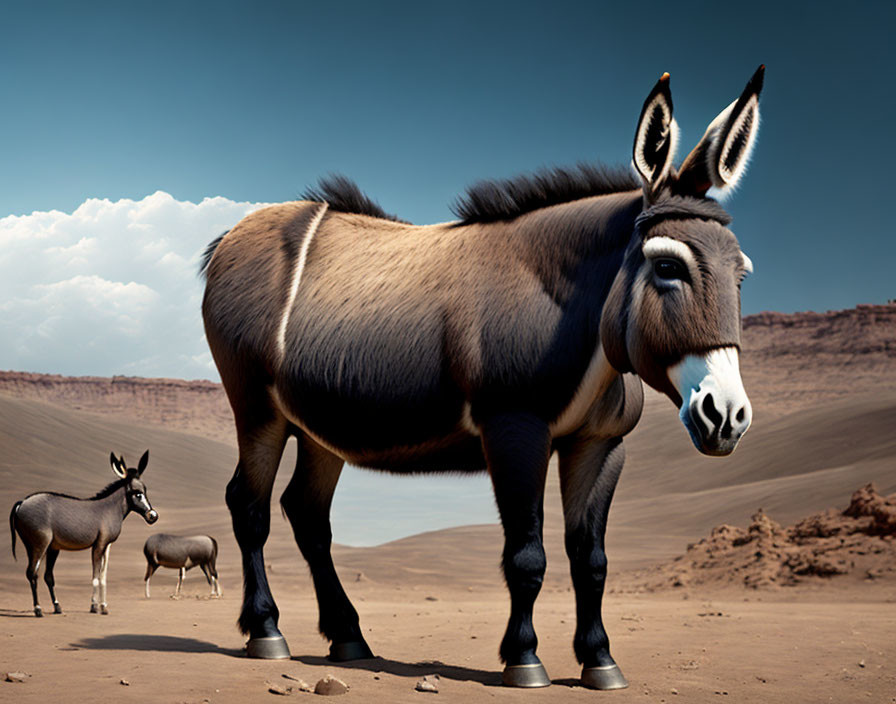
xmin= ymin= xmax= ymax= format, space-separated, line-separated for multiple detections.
xmin=100 ymin=604 xmax=109 ymax=615
xmin=34 ymin=606 xmax=43 ymax=617
xmin=89 ymin=603 xmax=98 ymax=614
xmin=53 ymin=603 xmax=62 ymax=614
xmin=328 ymin=640 xmax=374 ymax=662
xmin=246 ymin=635 xmax=291 ymax=660
xmin=502 ymin=662 xmax=551 ymax=688
xmin=581 ymin=664 xmax=629 ymax=690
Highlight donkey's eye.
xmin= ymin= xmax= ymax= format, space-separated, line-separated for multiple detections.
xmin=654 ymin=258 xmax=687 ymax=281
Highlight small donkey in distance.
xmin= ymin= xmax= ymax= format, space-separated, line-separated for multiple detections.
xmin=9 ymin=451 xmax=158 ymax=616
xmin=143 ymin=533 xmax=222 ymax=599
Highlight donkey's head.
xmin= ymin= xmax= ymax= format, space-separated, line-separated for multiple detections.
xmin=602 ymin=67 xmax=763 ymax=456
xmin=110 ymin=450 xmax=158 ymax=523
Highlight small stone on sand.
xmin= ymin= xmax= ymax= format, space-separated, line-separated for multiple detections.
xmin=314 ymin=675 xmax=349 ymax=695
xmin=415 ymin=674 xmax=440 ymax=693
xmin=5 ymin=672 xmax=29 ymax=683
xmin=120 ymin=679 xmax=130 ymax=686
xmin=282 ymin=674 xmax=313 ymax=692
xmin=268 ymin=682 xmax=291 ymax=695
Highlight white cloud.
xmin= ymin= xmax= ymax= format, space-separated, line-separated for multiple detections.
xmin=0 ymin=191 xmax=268 ymax=379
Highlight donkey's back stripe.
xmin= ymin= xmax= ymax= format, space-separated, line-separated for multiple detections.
xmin=277 ymin=203 xmax=328 ymax=360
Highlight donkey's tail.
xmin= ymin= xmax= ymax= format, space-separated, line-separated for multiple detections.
xmin=198 ymin=231 xmax=229 ymax=279
xmin=9 ymin=501 xmax=22 ymax=560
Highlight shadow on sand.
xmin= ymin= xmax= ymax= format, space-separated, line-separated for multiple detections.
xmin=71 ymin=634 xmax=243 ymax=657
xmin=0 ymin=608 xmax=39 ymax=619
xmin=296 ymin=653 xmax=504 ymax=687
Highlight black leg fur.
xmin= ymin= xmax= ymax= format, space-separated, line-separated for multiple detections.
xmin=557 ymin=436 xmax=625 ymax=668
xmin=281 ymin=433 xmax=372 ymax=659
xmin=481 ymin=412 xmax=551 ymax=666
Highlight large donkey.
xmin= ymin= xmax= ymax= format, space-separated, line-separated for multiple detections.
xmin=10 ymin=451 xmax=158 ymax=616
xmin=201 ymin=67 xmax=764 ymax=688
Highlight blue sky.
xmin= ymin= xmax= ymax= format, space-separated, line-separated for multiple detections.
xmin=1 ymin=1 xmax=894 ymax=379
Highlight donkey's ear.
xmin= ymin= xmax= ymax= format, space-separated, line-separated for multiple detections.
xmin=676 ymin=65 xmax=764 ymax=197
xmin=633 ymin=72 xmax=679 ymax=199
xmin=137 ymin=450 xmax=149 ymax=476
xmin=110 ymin=452 xmax=127 ymax=478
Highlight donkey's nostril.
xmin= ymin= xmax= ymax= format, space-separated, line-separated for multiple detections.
xmin=701 ymin=393 xmax=724 ymax=431
xmin=736 ymin=406 xmax=746 ymax=424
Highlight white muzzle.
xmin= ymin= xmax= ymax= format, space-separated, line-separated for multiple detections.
xmin=668 ymin=347 xmax=752 ymax=456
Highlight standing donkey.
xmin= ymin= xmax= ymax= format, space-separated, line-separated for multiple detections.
xmin=143 ymin=533 xmax=221 ymax=598
xmin=9 ymin=451 xmax=158 ymax=616
xmin=200 ymin=67 xmax=764 ymax=688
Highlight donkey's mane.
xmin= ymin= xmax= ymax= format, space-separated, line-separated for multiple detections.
xmin=302 ymin=175 xmax=410 ymax=224
xmin=452 ymin=163 xmax=640 ymax=224
xmin=34 ymin=478 xmax=128 ymax=502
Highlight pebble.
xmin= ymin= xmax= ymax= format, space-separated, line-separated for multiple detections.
xmin=314 ymin=675 xmax=349 ymax=696
xmin=415 ymin=674 xmax=440 ymax=693
xmin=120 ymin=679 xmax=130 ymax=686
xmin=268 ymin=683 xmax=291 ymax=695
xmin=5 ymin=672 xmax=29 ymax=683
xmin=282 ymin=674 xmax=313 ymax=692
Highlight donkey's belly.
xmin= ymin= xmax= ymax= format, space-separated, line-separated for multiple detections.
xmin=270 ymin=382 xmax=486 ymax=472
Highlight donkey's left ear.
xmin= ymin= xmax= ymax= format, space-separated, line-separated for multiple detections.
xmin=633 ymin=72 xmax=679 ymax=200
xmin=110 ymin=452 xmax=127 ymax=478
xmin=137 ymin=450 xmax=149 ymax=476
xmin=676 ymin=65 xmax=764 ymax=197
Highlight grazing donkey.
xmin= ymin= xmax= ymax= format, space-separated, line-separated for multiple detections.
xmin=200 ymin=67 xmax=764 ymax=688
xmin=9 ymin=451 xmax=158 ymax=616
xmin=143 ymin=533 xmax=221 ymax=598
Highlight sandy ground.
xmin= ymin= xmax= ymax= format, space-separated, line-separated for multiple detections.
xmin=2 ymin=575 xmax=895 ymax=703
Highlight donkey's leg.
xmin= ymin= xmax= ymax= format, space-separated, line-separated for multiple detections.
xmin=43 ymin=548 xmax=62 ymax=613
xmin=481 ymin=412 xmax=552 ymax=687
xmin=280 ymin=433 xmax=372 ymax=661
xmin=208 ymin=557 xmax=222 ymax=597
xmin=226 ymin=408 xmax=290 ymax=658
xmin=99 ymin=543 xmax=111 ymax=614
xmin=25 ymin=542 xmax=48 ymax=617
xmin=557 ymin=435 xmax=628 ymax=690
xmin=199 ymin=563 xmax=215 ymax=596
xmin=175 ymin=567 xmax=185 ymax=597
xmin=145 ymin=561 xmax=158 ymax=598
xmin=90 ymin=544 xmax=103 ymax=613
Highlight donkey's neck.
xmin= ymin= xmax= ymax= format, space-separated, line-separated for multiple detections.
xmin=93 ymin=486 xmax=129 ymax=520
xmin=510 ymin=190 xmax=643 ymax=305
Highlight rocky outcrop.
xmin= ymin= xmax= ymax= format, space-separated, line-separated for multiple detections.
xmin=630 ymin=484 xmax=896 ymax=590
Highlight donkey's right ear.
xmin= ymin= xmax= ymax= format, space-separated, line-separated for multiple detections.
xmin=633 ymin=72 xmax=678 ymax=200
xmin=110 ymin=452 xmax=127 ymax=478
xmin=676 ymin=65 xmax=764 ymax=197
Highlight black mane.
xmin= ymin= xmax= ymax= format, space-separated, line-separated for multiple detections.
xmin=302 ymin=175 xmax=409 ymax=224
xmin=451 ymin=163 xmax=640 ymax=224
xmin=32 ymin=478 xmax=128 ymax=502
xmin=199 ymin=231 xmax=227 ymax=278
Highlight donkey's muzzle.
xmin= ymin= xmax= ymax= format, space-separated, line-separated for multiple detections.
xmin=683 ymin=391 xmax=752 ymax=456
xmin=145 ymin=510 xmax=159 ymax=524
xmin=668 ymin=347 xmax=752 ymax=457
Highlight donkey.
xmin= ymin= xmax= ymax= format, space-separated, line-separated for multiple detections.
xmin=9 ymin=451 xmax=158 ymax=616
xmin=143 ymin=533 xmax=221 ymax=598
xmin=200 ymin=66 xmax=764 ymax=688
